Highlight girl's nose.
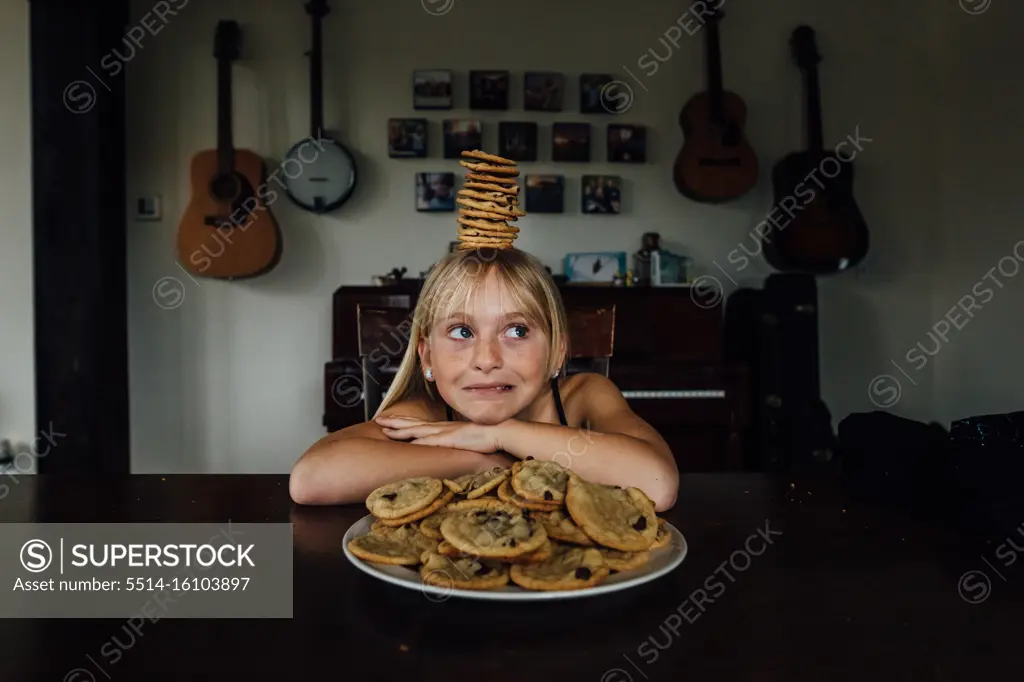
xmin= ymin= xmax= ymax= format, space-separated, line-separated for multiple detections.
xmin=472 ymin=336 xmax=503 ymax=371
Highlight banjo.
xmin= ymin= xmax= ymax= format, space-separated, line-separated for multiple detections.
xmin=283 ymin=0 xmax=357 ymax=213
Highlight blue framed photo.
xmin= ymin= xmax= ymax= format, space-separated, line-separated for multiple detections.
xmin=415 ymin=172 xmax=455 ymax=211
xmin=388 ymin=118 xmax=427 ymax=158
xmin=565 ymin=252 xmax=627 ymax=283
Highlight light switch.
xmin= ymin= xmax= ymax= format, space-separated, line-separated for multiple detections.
xmin=135 ymin=195 xmax=162 ymax=221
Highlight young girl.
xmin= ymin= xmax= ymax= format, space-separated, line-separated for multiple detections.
xmin=289 ymin=247 xmax=679 ymax=511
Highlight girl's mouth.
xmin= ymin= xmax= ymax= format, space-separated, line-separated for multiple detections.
xmin=464 ymin=385 xmax=514 ymax=394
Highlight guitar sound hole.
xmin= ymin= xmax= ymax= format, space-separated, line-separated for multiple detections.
xmin=210 ymin=173 xmax=241 ymax=202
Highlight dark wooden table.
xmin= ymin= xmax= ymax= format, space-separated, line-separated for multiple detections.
xmin=0 ymin=474 xmax=1018 ymax=680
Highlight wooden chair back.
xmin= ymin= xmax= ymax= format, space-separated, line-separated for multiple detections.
xmin=356 ymin=305 xmax=413 ymax=420
xmin=565 ymin=304 xmax=616 ymax=378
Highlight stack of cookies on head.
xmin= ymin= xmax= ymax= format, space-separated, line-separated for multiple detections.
xmin=347 ymin=459 xmax=674 ymax=592
xmin=455 ymin=149 xmax=525 ymax=250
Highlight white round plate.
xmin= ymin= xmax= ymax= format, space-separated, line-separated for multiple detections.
xmin=342 ymin=513 xmax=688 ymax=602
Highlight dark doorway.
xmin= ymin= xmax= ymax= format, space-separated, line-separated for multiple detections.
xmin=30 ymin=0 xmax=131 ymax=473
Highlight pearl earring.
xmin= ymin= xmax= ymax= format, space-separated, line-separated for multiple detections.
xmin=425 ymin=368 xmax=433 ymax=381
xmin=552 ymin=369 xmax=560 ymax=379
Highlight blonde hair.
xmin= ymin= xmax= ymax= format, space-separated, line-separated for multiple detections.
xmin=374 ymin=248 xmax=569 ymax=417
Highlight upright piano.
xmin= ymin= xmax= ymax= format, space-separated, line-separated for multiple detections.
xmin=323 ymin=281 xmax=749 ymax=471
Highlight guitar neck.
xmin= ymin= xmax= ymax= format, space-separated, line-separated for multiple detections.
xmin=804 ymin=67 xmax=824 ymax=153
xmin=309 ymin=14 xmax=324 ymax=135
xmin=706 ymin=20 xmax=725 ymax=121
xmin=216 ymin=57 xmax=234 ymax=173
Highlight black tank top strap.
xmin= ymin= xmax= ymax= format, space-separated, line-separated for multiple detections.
xmin=442 ymin=379 xmax=567 ymax=426
xmin=551 ymin=377 xmax=568 ymax=427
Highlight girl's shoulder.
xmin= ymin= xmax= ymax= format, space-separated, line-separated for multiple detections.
xmin=561 ymin=371 xmax=614 ymax=397
xmin=559 ymin=372 xmax=623 ymax=421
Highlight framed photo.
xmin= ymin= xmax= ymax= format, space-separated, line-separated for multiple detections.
xmin=552 ymin=123 xmax=590 ymax=162
xmin=608 ymin=124 xmax=646 ymax=163
xmin=443 ymin=119 xmax=482 ymax=158
xmin=415 ymin=172 xmax=455 ymax=211
xmin=580 ymin=74 xmax=614 ymax=113
xmin=525 ymin=175 xmax=564 ymax=213
xmin=388 ymin=118 xmax=427 ymax=158
xmin=413 ymin=69 xmax=452 ymax=110
xmin=564 ymin=252 xmax=628 ymax=283
xmin=498 ymin=122 xmax=537 ymax=162
xmin=470 ymin=70 xmax=509 ymax=110
xmin=524 ymin=72 xmax=563 ymax=111
xmin=582 ymin=175 xmax=622 ymax=214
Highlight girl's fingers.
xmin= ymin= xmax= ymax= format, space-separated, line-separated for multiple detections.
xmin=382 ymin=425 xmax=440 ymax=439
xmin=375 ymin=416 xmax=424 ymax=425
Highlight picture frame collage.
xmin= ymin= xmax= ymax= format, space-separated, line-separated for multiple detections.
xmin=395 ymin=70 xmax=644 ymax=215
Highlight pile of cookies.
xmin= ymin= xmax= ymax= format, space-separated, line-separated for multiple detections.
xmin=347 ymin=459 xmax=672 ymax=592
xmin=454 ymin=149 xmax=525 ymax=250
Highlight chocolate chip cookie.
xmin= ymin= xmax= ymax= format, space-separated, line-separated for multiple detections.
xmin=464 ymin=173 xmax=518 ymax=186
xmin=347 ymin=534 xmax=423 ymax=566
xmin=440 ymin=505 xmax=547 ymax=558
xmin=564 ymin=474 xmax=658 ymax=551
xmin=366 ymin=477 xmax=444 ymax=520
xmin=458 ymin=160 xmax=520 ymax=175
xmin=418 ymin=511 xmax=448 ymax=539
xmin=507 ymin=538 xmax=554 ymax=564
xmin=457 ymin=188 xmax=516 ymax=205
xmin=651 ymin=517 xmax=671 ymax=549
xmin=456 ymin=198 xmax=525 ymax=218
xmin=497 ymin=478 xmax=561 ymax=512
xmin=444 ymin=467 xmax=510 ymax=499
xmin=461 ymin=149 xmax=517 ymax=166
xmin=420 ymin=551 xmax=510 ymax=590
xmin=446 ymin=497 xmax=511 ymax=512
xmin=511 ymin=459 xmax=570 ymax=503
xmin=508 ymin=544 xmax=610 ymax=591
xmin=598 ymin=548 xmax=652 ymax=572
xmin=374 ymin=488 xmax=455 ymax=527
xmin=534 ymin=508 xmax=594 ymax=546
xmin=464 ymin=180 xmax=519 ymax=194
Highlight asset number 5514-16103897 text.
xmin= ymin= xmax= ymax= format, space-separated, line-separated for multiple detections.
xmin=125 ymin=576 xmax=250 ymax=592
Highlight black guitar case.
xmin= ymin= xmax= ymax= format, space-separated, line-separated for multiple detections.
xmin=725 ymin=274 xmax=838 ymax=472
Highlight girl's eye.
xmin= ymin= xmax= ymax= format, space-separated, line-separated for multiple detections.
xmin=447 ymin=325 xmax=472 ymax=339
xmin=505 ymin=324 xmax=529 ymax=339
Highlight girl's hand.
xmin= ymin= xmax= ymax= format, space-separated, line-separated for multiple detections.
xmin=374 ymin=416 xmax=501 ymax=454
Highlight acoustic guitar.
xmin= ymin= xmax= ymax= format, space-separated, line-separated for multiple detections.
xmin=281 ymin=0 xmax=358 ymax=213
xmin=763 ymin=26 xmax=869 ymax=274
xmin=177 ymin=20 xmax=282 ymax=279
xmin=672 ymin=7 xmax=758 ymax=203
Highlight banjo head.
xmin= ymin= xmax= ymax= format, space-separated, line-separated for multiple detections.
xmin=282 ymin=137 xmax=357 ymax=212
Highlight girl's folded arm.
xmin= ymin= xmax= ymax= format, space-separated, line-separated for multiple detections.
xmin=289 ymin=401 xmax=513 ymax=506
xmin=579 ymin=375 xmax=679 ymax=510
xmin=496 ymin=374 xmax=680 ymax=511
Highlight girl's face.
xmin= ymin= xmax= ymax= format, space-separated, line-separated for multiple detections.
xmin=419 ymin=268 xmax=556 ymax=425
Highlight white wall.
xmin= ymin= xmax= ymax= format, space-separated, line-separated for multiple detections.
xmin=48 ymin=0 xmax=1011 ymax=472
xmin=929 ymin=0 xmax=1024 ymax=425
xmin=0 ymin=0 xmax=36 ymax=458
